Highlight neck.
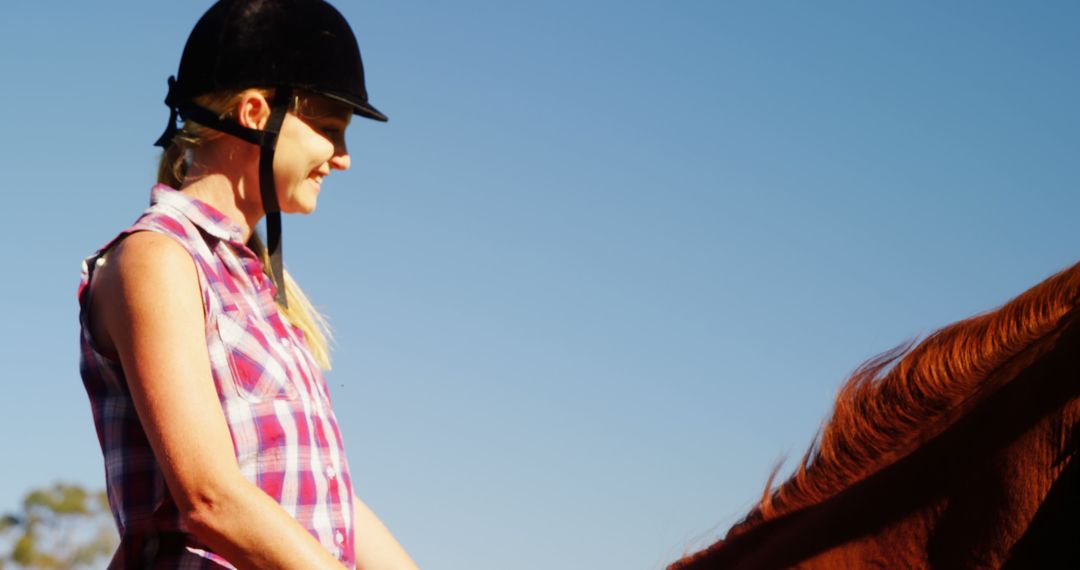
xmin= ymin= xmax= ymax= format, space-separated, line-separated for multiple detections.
xmin=178 ymin=144 xmax=264 ymax=240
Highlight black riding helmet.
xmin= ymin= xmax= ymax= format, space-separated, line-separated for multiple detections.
xmin=155 ymin=0 xmax=387 ymax=307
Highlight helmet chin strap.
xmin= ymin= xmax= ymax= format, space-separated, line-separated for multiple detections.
xmin=155 ymin=79 xmax=294 ymax=307
xmin=260 ymin=87 xmax=293 ymax=308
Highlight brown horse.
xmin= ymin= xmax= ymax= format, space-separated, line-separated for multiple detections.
xmin=671 ymin=263 xmax=1080 ymax=569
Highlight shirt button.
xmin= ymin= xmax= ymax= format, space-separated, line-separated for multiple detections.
xmin=326 ymin=466 xmax=337 ymax=478
xmin=335 ymin=531 xmax=346 ymax=544
xmin=281 ymin=337 xmax=292 ymax=347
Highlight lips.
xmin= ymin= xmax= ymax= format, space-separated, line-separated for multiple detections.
xmin=309 ymin=169 xmax=329 ymax=189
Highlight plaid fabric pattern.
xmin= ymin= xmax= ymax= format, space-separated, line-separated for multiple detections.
xmin=79 ymin=185 xmax=356 ymax=569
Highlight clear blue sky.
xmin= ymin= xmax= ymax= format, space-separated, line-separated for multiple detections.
xmin=1 ymin=2 xmax=1078 ymax=568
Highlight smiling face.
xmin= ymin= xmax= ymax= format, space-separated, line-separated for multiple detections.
xmin=272 ymin=94 xmax=354 ymax=214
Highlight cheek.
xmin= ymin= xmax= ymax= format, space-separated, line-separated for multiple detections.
xmin=272 ymin=159 xmax=308 ymax=205
xmin=308 ymin=137 xmax=336 ymax=162
xmin=274 ymin=157 xmax=300 ymax=184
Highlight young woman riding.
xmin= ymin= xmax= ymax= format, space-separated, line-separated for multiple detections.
xmin=78 ymin=1 xmax=418 ymax=567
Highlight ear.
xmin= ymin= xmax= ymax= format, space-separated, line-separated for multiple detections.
xmin=235 ymin=89 xmax=272 ymax=130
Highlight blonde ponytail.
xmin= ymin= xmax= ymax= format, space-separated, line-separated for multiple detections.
xmin=156 ymin=140 xmax=187 ymax=191
xmin=247 ymin=233 xmax=334 ymax=369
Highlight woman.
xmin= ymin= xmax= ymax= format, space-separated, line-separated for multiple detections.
xmin=77 ymin=1 xmax=418 ymax=568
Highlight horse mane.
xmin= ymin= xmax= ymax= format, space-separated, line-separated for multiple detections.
xmin=727 ymin=261 xmax=1080 ymax=535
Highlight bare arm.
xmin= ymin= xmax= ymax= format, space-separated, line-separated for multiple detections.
xmin=92 ymin=232 xmax=346 ymax=569
xmin=353 ymin=495 xmax=419 ymax=570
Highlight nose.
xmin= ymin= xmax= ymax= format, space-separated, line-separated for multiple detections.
xmin=330 ymin=140 xmax=351 ymax=171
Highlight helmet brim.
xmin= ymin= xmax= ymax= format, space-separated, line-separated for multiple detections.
xmin=322 ymin=91 xmax=388 ymax=123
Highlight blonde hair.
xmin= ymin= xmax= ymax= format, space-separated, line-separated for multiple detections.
xmin=157 ymin=89 xmax=334 ymax=369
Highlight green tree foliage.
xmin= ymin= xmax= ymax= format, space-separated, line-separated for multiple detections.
xmin=0 ymin=484 xmax=117 ymax=569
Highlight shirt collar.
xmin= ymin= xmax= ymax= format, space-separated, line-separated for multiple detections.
xmin=150 ymin=184 xmax=247 ymax=244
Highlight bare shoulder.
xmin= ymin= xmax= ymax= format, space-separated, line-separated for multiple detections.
xmin=94 ymin=231 xmax=201 ymax=303
xmin=101 ymin=231 xmax=196 ymax=285
xmin=90 ymin=231 xmax=204 ymax=354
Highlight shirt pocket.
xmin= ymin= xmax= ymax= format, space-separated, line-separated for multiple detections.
xmin=215 ymin=307 xmax=300 ymax=402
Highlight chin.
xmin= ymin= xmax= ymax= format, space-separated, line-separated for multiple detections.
xmin=300 ymin=191 xmax=320 ymax=213
xmin=283 ymin=196 xmax=319 ymax=215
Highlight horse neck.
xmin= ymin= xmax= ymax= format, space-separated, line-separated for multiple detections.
xmin=680 ymin=341 xmax=1080 ymax=570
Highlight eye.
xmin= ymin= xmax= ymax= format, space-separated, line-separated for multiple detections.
xmin=319 ymin=124 xmax=346 ymax=139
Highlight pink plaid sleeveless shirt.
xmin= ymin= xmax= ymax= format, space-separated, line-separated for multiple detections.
xmin=78 ymin=185 xmax=356 ymax=568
